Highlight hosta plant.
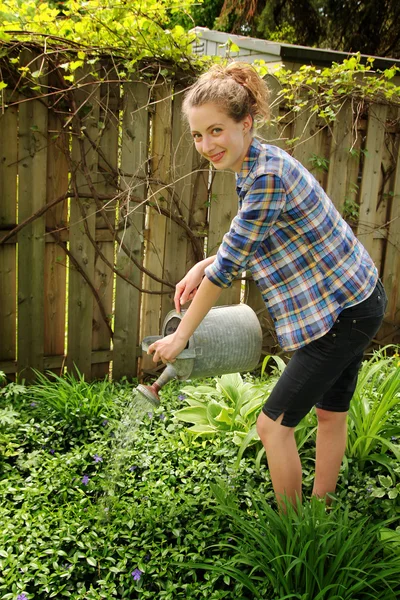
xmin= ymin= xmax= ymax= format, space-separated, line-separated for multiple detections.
xmin=173 ymin=372 xmax=266 ymax=441
xmin=174 ymin=357 xmax=289 ymax=468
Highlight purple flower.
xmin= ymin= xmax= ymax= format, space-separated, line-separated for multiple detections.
xmin=178 ymin=394 xmax=186 ymax=401
xmin=49 ymin=449 xmax=55 ymax=455
xmin=129 ymin=465 xmax=137 ymax=472
xmin=147 ymin=411 xmax=153 ymax=419
xmin=159 ymin=413 xmax=166 ymax=421
xmin=102 ymin=419 xmax=108 ymax=426
xmin=132 ymin=568 xmax=143 ymax=581
xmin=82 ymin=475 xmax=90 ymax=485
xmin=93 ymin=454 xmax=103 ymax=463
xmin=391 ymin=436 xmax=398 ymax=442
xmin=30 ymin=402 xmax=37 ymax=407
xmin=17 ymin=594 xmax=28 ymax=600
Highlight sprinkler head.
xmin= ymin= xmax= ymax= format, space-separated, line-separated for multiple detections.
xmin=136 ymin=364 xmax=178 ymax=407
xmin=136 ymin=383 xmax=161 ymax=406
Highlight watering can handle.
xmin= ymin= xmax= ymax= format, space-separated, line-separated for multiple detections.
xmin=141 ymin=335 xmax=163 ymax=352
xmin=141 ymin=335 xmax=197 ymax=359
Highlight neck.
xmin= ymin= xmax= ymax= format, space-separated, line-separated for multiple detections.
xmin=234 ymin=134 xmax=254 ymax=173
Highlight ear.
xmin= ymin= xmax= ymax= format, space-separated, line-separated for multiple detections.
xmin=242 ymin=114 xmax=253 ymax=133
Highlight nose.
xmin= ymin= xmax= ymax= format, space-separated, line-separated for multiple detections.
xmin=201 ymin=134 xmax=215 ymax=155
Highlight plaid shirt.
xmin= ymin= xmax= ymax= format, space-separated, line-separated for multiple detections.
xmin=205 ymin=138 xmax=378 ymax=351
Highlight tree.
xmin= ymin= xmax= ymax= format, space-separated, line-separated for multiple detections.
xmin=192 ymin=0 xmax=400 ymax=59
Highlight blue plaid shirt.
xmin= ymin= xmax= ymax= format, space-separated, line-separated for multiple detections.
xmin=205 ymin=138 xmax=378 ymax=351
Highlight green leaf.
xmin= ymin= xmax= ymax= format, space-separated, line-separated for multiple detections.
xmin=86 ymin=556 xmax=97 ymax=566
xmin=187 ymin=424 xmax=216 ymax=434
xmin=174 ymin=406 xmax=209 ymax=425
xmin=378 ymin=475 xmax=393 ymax=488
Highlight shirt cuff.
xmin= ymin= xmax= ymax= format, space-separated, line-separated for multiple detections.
xmin=204 ymin=258 xmax=234 ymax=289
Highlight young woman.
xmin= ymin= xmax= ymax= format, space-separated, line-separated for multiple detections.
xmin=148 ymin=62 xmax=387 ymax=508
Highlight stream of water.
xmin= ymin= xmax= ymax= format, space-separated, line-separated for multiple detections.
xmin=100 ymin=388 xmax=157 ymax=516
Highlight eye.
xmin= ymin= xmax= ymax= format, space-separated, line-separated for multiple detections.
xmin=212 ymin=127 xmax=222 ymax=135
xmin=192 ymin=133 xmax=202 ymax=141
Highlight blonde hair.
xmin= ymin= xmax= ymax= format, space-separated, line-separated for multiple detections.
xmin=182 ymin=62 xmax=270 ymax=127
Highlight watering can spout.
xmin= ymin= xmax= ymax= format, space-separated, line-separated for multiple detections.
xmin=136 ymin=363 xmax=177 ymax=405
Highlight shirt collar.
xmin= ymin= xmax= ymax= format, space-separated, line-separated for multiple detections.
xmin=236 ymin=137 xmax=264 ymax=189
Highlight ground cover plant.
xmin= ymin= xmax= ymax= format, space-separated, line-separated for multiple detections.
xmin=0 ymin=346 xmax=399 ymax=599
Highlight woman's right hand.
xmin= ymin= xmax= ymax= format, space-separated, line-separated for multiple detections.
xmin=174 ymin=262 xmax=205 ymax=312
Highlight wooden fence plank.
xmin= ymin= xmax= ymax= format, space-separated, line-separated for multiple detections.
xmin=113 ymin=80 xmax=149 ymax=380
xmin=292 ymin=104 xmax=328 ymax=187
xmin=380 ymin=113 xmax=400 ymax=346
xmin=91 ymin=75 xmax=119 ymax=379
xmin=326 ymin=99 xmax=357 ymax=214
xmin=44 ymin=98 xmax=69 ymax=373
xmin=67 ymin=67 xmax=100 ymax=378
xmin=208 ymin=169 xmax=241 ymax=305
xmin=258 ymin=74 xmax=285 ymax=148
xmin=0 ymin=95 xmax=17 ymax=368
xmin=185 ymin=155 xmax=209 ymax=271
xmin=357 ymin=104 xmax=389 ymax=267
xmin=17 ymin=86 xmax=47 ymax=380
xmin=160 ymin=87 xmax=203 ymax=319
xmin=140 ymin=83 xmax=173 ymax=370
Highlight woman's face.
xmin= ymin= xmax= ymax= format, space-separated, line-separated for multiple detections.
xmin=187 ymin=103 xmax=253 ymax=173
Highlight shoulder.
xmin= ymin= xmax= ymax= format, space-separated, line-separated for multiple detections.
xmin=242 ymin=140 xmax=292 ymax=192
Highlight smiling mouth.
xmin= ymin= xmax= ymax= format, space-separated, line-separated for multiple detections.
xmin=208 ymin=151 xmax=225 ymax=162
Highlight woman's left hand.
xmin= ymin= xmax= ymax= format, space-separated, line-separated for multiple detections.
xmin=147 ymin=333 xmax=187 ymax=364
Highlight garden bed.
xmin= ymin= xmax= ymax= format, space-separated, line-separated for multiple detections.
xmin=0 ymin=348 xmax=399 ymax=599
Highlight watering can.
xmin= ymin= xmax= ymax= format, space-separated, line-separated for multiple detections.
xmin=137 ymin=304 xmax=262 ymax=405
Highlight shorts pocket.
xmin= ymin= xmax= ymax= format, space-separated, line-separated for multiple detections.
xmin=348 ymin=314 xmax=384 ymax=355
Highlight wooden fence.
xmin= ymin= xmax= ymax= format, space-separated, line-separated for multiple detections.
xmin=1 ymin=57 xmax=400 ymax=381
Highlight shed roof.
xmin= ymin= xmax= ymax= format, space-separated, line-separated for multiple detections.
xmin=191 ymin=27 xmax=400 ymax=70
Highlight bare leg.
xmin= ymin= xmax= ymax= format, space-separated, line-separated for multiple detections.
xmin=256 ymin=411 xmax=302 ymax=509
xmin=313 ymin=408 xmax=348 ymax=502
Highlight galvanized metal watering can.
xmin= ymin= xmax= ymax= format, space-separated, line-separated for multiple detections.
xmin=137 ymin=304 xmax=262 ymax=405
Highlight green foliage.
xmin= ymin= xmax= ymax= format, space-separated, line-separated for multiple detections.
xmin=257 ymin=54 xmax=400 ymax=127
xmin=204 ymin=0 xmax=400 ymax=60
xmin=309 ymin=152 xmax=330 ymax=172
xmin=173 ymin=368 xmax=281 ymax=443
xmin=0 ymin=376 xmax=269 ymax=599
xmin=185 ymin=483 xmax=400 ymax=599
xmin=0 ymin=349 xmax=400 ymax=598
xmin=27 ymin=370 xmax=120 ymax=424
xmin=0 ymin=0 xmax=201 ymax=68
xmin=347 ymin=347 xmax=400 ymax=468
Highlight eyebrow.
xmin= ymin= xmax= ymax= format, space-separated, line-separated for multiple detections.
xmin=191 ymin=122 xmax=224 ymax=133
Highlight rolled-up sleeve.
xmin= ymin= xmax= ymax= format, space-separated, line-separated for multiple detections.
xmin=205 ymin=174 xmax=286 ymax=288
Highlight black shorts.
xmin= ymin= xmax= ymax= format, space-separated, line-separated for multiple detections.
xmin=262 ymin=279 xmax=387 ymax=427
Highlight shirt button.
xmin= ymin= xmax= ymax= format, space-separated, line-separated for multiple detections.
xmin=337 ymin=319 xmax=340 ymax=323
xmin=332 ymin=333 xmax=337 ymax=337
xmin=353 ymin=319 xmax=357 ymax=323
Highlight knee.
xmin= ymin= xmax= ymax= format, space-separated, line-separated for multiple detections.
xmin=256 ymin=411 xmax=293 ymax=443
xmin=316 ymin=407 xmax=347 ymax=426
